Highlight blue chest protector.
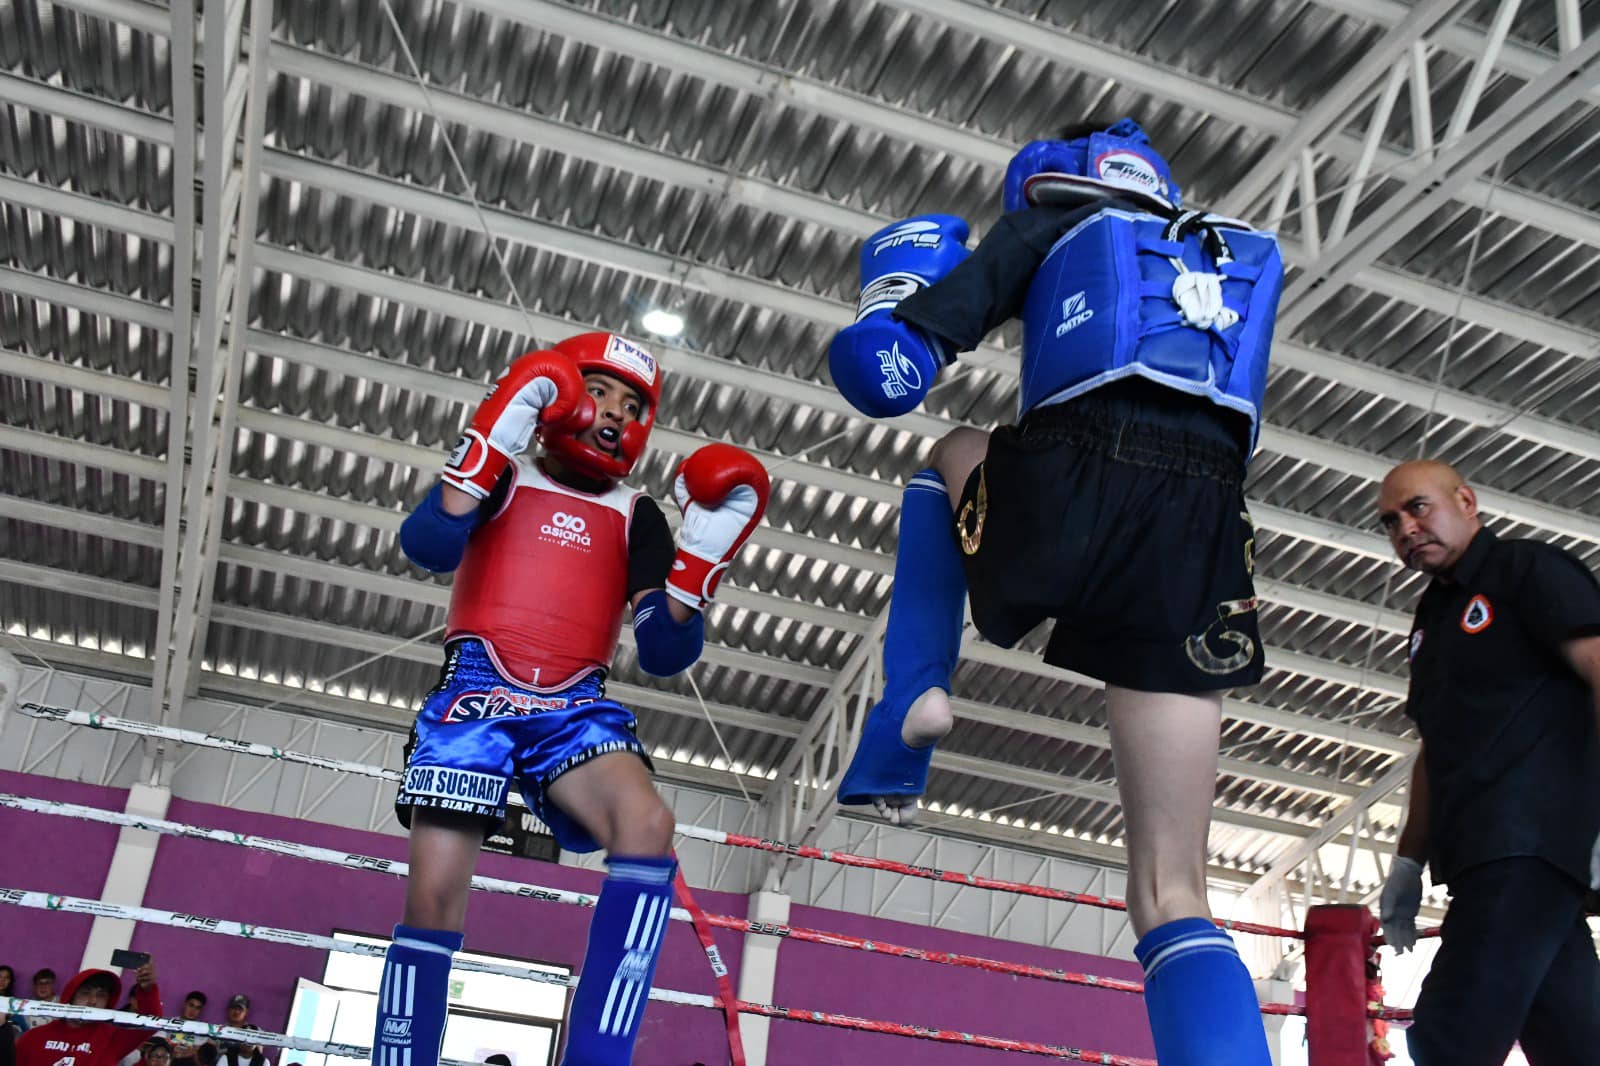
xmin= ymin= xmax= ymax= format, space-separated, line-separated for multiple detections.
xmin=1019 ymin=207 xmax=1284 ymax=453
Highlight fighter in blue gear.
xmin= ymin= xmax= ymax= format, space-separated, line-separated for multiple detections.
xmin=832 ymin=118 xmax=1283 ymax=1065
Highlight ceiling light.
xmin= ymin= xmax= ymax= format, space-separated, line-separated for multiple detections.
xmin=641 ymin=308 xmax=685 ymax=338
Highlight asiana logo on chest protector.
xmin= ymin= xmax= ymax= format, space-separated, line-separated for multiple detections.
xmin=540 ymin=509 xmax=592 ymax=547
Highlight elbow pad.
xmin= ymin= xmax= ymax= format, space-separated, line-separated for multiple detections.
xmin=632 ymin=589 xmax=704 ymax=677
xmin=399 ymin=483 xmax=478 ymax=573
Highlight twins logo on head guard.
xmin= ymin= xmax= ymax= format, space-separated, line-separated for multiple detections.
xmin=1003 ymin=117 xmax=1181 ymax=214
xmin=1095 ymin=149 xmax=1164 ymax=199
xmin=876 ymin=341 xmax=924 ymax=401
xmin=600 ymin=335 xmax=658 ymax=385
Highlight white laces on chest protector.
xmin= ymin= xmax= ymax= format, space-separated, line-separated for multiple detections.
xmin=1164 ymin=211 xmax=1239 ymax=332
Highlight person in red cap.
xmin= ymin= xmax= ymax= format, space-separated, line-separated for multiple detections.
xmin=374 ymin=333 xmax=770 ymax=1066
xmin=15 ymin=963 xmax=163 ymax=1066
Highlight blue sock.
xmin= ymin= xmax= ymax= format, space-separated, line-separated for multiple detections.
xmin=883 ymin=469 xmax=967 ymax=705
xmin=560 ymin=855 xmax=677 ymax=1066
xmin=373 ymin=924 xmax=462 ymax=1066
xmin=1134 ymin=917 xmax=1272 ymax=1065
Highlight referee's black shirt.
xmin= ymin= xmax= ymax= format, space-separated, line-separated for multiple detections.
xmin=1404 ymin=526 xmax=1600 ymax=886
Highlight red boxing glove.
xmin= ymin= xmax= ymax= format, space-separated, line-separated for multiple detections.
xmin=442 ymin=350 xmax=586 ymax=498
xmin=667 ymin=443 xmax=772 ymax=609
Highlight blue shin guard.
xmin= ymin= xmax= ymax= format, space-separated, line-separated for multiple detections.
xmin=1134 ymin=918 xmax=1272 ymax=1065
xmin=560 ymin=855 xmax=677 ymax=1066
xmin=838 ymin=470 xmax=967 ymax=806
xmin=373 ymin=924 xmax=462 ymax=1066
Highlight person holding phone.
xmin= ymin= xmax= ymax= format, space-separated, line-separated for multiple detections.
xmin=109 ymin=952 xmax=149 ymax=1013
xmin=14 ymin=960 xmax=162 ymax=1066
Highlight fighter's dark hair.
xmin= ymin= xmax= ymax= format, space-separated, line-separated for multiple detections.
xmin=1054 ymin=119 xmax=1118 ymax=141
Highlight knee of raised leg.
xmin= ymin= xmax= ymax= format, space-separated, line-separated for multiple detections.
xmin=404 ymin=885 xmax=458 ymax=931
xmin=928 ymin=427 xmax=986 ymax=479
xmin=628 ymin=799 xmax=678 ymax=857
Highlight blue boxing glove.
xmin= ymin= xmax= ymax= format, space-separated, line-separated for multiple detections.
xmin=829 ymin=215 xmax=970 ymax=417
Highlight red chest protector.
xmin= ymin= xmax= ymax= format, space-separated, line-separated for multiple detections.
xmin=446 ymin=459 xmax=642 ymax=690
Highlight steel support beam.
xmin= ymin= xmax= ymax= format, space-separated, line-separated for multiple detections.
xmin=8 ymin=67 xmax=1600 ymax=451
xmin=1218 ymin=0 xmax=1467 ymax=218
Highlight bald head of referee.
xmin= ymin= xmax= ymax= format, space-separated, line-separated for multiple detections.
xmin=1376 ymin=459 xmax=1482 ymax=575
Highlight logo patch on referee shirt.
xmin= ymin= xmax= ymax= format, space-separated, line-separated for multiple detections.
xmin=1460 ymin=594 xmax=1493 ymax=634
xmin=1409 ymin=629 xmax=1424 ymax=662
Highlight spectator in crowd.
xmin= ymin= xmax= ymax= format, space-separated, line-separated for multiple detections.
xmin=194 ymin=1045 xmax=217 ymax=1066
xmin=217 ymin=1026 xmax=268 ymax=1066
xmin=15 ymin=962 xmax=163 ymax=1066
xmin=12 ymin=971 xmax=58 ymax=1034
xmin=140 ymin=1039 xmax=172 ymax=1066
xmin=223 ymin=997 xmax=248 ymax=1031
xmin=1 ymin=1020 xmax=15 ymax=1066
xmin=168 ymin=993 xmax=207 ymax=1061
xmin=1 ymin=964 xmax=14 ymax=1030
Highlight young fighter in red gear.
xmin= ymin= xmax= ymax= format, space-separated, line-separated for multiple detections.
xmin=15 ymin=964 xmax=163 ymax=1066
xmin=374 ymin=332 xmax=769 ymax=1066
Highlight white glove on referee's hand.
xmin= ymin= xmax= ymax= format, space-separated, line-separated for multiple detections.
xmin=1380 ymin=856 xmax=1425 ymax=953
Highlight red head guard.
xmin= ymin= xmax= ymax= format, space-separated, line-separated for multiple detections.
xmin=538 ymin=332 xmax=663 ymax=481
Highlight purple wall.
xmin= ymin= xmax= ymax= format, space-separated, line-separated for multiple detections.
xmin=770 ymin=903 xmax=1154 ymax=1062
xmin=132 ymin=796 xmax=743 ymax=1064
xmin=0 ymin=770 xmax=127 ymax=985
xmin=0 ymin=771 xmax=1157 ymax=1063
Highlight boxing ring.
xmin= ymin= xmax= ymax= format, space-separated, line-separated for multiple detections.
xmin=0 ymin=702 xmax=1421 ymax=1064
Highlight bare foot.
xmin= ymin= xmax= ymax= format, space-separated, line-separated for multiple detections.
xmin=872 ymin=688 xmax=953 ymax=826
xmin=902 ymin=686 xmax=953 ymax=747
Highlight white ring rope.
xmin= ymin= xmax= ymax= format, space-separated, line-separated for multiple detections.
xmin=0 ymin=887 xmax=714 ymax=1010
xmin=0 ymin=997 xmax=475 ymax=1066
xmin=19 ymin=704 xmax=408 ymax=782
xmin=0 ymin=792 xmax=694 ymax=924
xmin=14 ymin=703 xmax=734 ymax=844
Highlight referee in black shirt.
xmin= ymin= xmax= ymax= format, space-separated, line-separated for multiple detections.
xmin=1376 ymin=459 xmax=1600 ymax=1064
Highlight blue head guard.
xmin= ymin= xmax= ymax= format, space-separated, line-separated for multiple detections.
xmin=1003 ymin=118 xmax=1181 ymax=214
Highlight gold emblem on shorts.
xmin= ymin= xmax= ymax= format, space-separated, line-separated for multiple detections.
xmin=958 ymin=466 xmax=988 ymax=556
xmin=1242 ymin=511 xmax=1255 ymax=576
xmin=1185 ymin=596 xmax=1259 ymax=675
